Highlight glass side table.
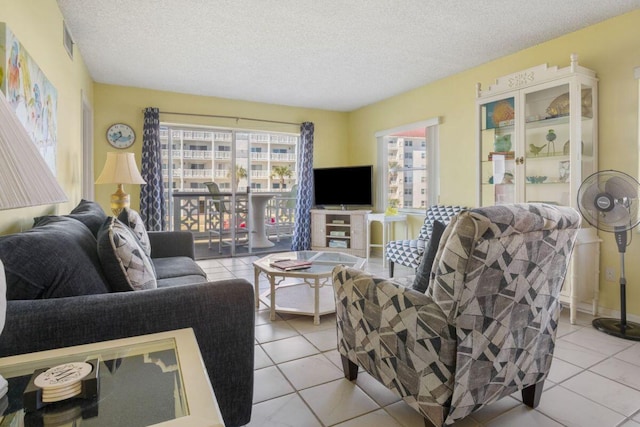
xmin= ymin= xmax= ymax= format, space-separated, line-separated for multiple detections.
xmin=0 ymin=328 xmax=224 ymax=427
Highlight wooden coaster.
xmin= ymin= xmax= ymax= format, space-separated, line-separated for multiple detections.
xmin=42 ymin=383 xmax=82 ymax=402
xmin=34 ymin=362 xmax=93 ymax=402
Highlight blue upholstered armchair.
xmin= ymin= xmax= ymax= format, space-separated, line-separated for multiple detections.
xmin=385 ymin=205 xmax=465 ymax=277
xmin=334 ymin=203 xmax=581 ymax=426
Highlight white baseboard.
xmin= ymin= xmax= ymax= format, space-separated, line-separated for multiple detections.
xmin=570 ymin=300 xmax=640 ymax=324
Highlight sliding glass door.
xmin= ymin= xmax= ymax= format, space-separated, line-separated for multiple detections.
xmin=160 ymin=124 xmax=299 ymax=258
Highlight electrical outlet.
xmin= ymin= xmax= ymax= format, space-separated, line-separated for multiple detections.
xmin=605 ymin=267 xmax=616 ymax=282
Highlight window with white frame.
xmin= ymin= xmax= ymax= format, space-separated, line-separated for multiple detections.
xmin=376 ymin=118 xmax=440 ymax=212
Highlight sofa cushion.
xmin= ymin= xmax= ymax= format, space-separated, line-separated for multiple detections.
xmin=67 ymin=199 xmax=108 ymax=237
xmin=152 ymin=257 xmax=207 ymax=280
xmin=97 ymin=217 xmax=157 ymax=292
xmin=412 ymin=220 xmax=446 ymax=293
xmin=117 ymin=207 xmax=151 ymax=256
xmin=0 ymin=216 xmax=110 ymax=300
xmin=33 ymin=199 xmax=107 ymax=237
xmin=157 ymin=275 xmax=209 ymax=288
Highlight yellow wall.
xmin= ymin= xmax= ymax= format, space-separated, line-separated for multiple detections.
xmin=348 ymin=10 xmax=640 ymax=316
xmin=2 ymin=1 xmax=640 ymax=318
xmin=93 ymin=84 xmax=349 ymax=210
xmin=0 ymin=0 xmax=94 ymax=233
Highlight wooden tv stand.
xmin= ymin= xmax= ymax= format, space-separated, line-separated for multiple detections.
xmin=310 ymin=209 xmax=370 ymax=258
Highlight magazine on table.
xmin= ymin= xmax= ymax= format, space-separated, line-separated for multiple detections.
xmin=269 ymin=259 xmax=313 ymax=271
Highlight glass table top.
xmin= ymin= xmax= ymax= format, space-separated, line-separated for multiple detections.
xmin=254 ymin=250 xmax=366 ymax=275
xmin=0 ymin=329 xmax=222 ymax=427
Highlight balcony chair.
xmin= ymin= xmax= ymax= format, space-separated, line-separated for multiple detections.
xmin=265 ymin=184 xmax=297 ymax=242
xmin=333 ymin=203 xmax=581 ymax=427
xmin=385 ymin=205 xmax=465 ymax=277
xmin=204 ymin=181 xmax=250 ymax=253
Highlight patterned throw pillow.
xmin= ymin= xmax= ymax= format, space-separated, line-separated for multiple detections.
xmin=117 ymin=207 xmax=151 ymax=256
xmin=97 ymin=217 xmax=157 ymax=292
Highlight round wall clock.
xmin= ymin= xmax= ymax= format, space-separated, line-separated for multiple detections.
xmin=106 ymin=123 xmax=136 ymax=149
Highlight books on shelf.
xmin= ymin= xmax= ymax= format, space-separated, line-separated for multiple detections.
xmin=269 ymin=259 xmax=313 ymax=271
xmin=328 ymin=239 xmax=348 ymax=248
xmin=487 ymin=151 xmax=515 ymax=161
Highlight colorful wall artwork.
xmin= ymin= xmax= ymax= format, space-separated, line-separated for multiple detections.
xmin=0 ymin=23 xmax=58 ymax=174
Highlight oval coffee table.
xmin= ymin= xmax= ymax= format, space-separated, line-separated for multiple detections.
xmin=253 ymin=251 xmax=366 ymax=325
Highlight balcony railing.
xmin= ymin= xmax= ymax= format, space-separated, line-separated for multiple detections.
xmin=170 ymin=192 xmax=241 ymax=237
xmin=249 ymin=134 xmax=270 ymax=143
xmin=183 ymin=169 xmax=211 ymax=178
xmin=270 ymin=153 xmax=296 ymax=162
xmin=161 ymin=129 xmax=295 ymax=144
xmin=170 ymin=191 xmax=296 ymax=241
xmin=250 ymin=170 xmax=270 ymax=179
xmin=183 ymin=150 xmax=212 ymax=160
xmin=161 ymin=149 xmax=183 ymax=159
xmin=162 ymin=169 xmax=183 ymax=178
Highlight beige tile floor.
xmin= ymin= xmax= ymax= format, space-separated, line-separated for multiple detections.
xmin=197 ymin=255 xmax=640 ymax=427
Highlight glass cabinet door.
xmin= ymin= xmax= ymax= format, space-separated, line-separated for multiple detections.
xmin=577 ymin=82 xmax=596 ymax=190
xmin=522 ymin=83 xmax=572 ymax=205
xmin=480 ymin=97 xmax=516 ymax=205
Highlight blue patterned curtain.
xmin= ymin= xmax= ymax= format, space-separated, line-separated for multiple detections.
xmin=291 ymin=122 xmax=314 ymax=250
xmin=140 ymin=108 xmax=166 ymax=231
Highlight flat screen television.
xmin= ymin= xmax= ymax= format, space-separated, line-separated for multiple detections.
xmin=313 ymin=165 xmax=373 ymax=208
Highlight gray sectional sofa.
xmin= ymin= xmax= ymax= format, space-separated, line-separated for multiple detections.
xmin=0 ymin=200 xmax=254 ymax=426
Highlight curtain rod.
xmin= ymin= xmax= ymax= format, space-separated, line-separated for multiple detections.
xmin=156 ymin=110 xmax=301 ymax=126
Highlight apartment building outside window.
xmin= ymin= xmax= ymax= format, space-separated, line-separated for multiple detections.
xmin=159 ymin=124 xmax=299 ymax=227
xmin=376 ymin=118 xmax=439 ymax=212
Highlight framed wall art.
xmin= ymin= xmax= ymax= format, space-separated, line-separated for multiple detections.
xmin=0 ymin=22 xmax=58 ymax=174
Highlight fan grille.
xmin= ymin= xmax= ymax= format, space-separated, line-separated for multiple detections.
xmin=577 ymin=170 xmax=640 ymax=233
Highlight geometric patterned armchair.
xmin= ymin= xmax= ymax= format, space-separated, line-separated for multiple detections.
xmin=333 ymin=203 xmax=581 ymax=426
xmin=385 ymin=205 xmax=466 ymax=277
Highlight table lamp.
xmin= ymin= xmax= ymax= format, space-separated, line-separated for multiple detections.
xmin=0 ymin=90 xmax=68 ymax=398
xmin=95 ymin=152 xmax=146 ymax=215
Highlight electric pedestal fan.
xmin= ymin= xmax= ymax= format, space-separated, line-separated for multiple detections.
xmin=577 ymin=170 xmax=640 ymax=341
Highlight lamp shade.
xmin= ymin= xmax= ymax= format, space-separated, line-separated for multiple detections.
xmin=0 ymin=90 xmax=67 ymax=210
xmin=95 ymin=152 xmax=146 ymax=185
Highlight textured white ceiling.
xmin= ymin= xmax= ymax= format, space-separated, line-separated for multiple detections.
xmin=57 ymin=1 xmax=640 ymax=112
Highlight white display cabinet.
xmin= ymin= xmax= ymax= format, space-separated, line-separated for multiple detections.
xmin=476 ymin=54 xmax=600 ymax=323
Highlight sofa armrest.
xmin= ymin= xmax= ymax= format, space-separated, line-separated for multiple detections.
xmin=148 ymin=231 xmax=195 ymax=259
xmin=0 ymin=280 xmax=254 ymax=427
xmin=332 ymin=265 xmax=456 ymax=426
